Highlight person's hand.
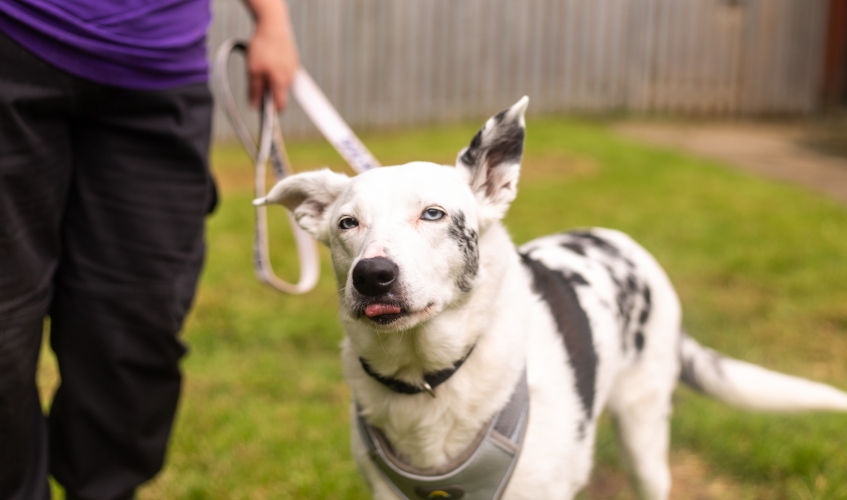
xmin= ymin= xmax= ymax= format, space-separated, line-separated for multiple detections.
xmin=245 ymin=0 xmax=299 ymax=111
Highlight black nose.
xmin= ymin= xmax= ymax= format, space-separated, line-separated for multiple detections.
xmin=352 ymin=257 xmax=398 ymax=296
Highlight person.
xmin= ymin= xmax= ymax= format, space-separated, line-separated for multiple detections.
xmin=0 ymin=0 xmax=299 ymax=498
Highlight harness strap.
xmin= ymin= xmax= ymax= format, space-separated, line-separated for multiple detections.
xmin=357 ymin=368 xmax=529 ymax=500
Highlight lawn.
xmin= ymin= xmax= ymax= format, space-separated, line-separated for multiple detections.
xmin=39 ymin=117 xmax=847 ymax=499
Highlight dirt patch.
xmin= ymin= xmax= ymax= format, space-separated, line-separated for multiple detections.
xmin=582 ymin=449 xmax=748 ymax=500
xmin=522 ymin=152 xmax=601 ymax=183
xmin=801 ymin=112 xmax=847 ymax=160
xmin=211 ymin=160 xmax=258 ymax=195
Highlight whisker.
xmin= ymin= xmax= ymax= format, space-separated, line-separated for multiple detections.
xmin=413 ymin=330 xmax=421 ymax=357
xmin=377 ymin=332 xmax=389 ymax=355
xmin=394 ymin=329 xmax=407 ymax=353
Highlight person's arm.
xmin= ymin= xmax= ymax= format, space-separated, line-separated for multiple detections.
xmin=241 ymin=0 xmax=300 ymax=110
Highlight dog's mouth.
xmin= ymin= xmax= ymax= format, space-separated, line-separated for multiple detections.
xmin=363 ymin=302 xmax=404 ymax=325
xmin=354 ymin=300 xmax=406 ymax=325
xmin=353 ymin=299 xmax=436 ymax=327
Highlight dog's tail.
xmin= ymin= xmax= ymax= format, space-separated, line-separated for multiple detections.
xmin=678 ymin=331 xmax=847 ymax=412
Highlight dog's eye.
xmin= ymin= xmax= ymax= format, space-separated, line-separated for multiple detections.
xmin=338 ymin=217 xmax=359 ymax=230
xmin=421 ymin=208 xmax=446 ymax=221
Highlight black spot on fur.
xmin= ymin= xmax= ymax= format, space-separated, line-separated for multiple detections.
xmin=605 ymin=269 xmax=633 ymax=326
xmin=640 ymin=287 xmax=652 ymax=327
xmin=577 ymin=421 xmax=587 ymax=440
xmin=679 ymin=332 xmax=725 ymax=393
xmin=567 ymin=230 xmax=635 ymax=267
xmin=635 ymin=332 xmax=645 ymax=352
xmin=567 ymin=230 xmax=620 ymax=256
xmin=520 ymin=253 xmax=597 ymax=425
xmin=566 ymin=272 xmax=589 ymax=286
xmin=493 ymin=109 xmax=508 ymax=123
xmin=448 ymin=211 xmax=479 ymax=293
xmin=561 ymin=242 xmax=586 ymax=256
xmin=561 ymin=230 xmax=653 ymax=356
xmin=679 ymin=358 xmax=702 ymax=392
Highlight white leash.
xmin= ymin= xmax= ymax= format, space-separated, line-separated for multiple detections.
xmin=214 ymin=38 xmax=379 ymax=294
xmin=292 ymin=70 xmax=380 ymax=173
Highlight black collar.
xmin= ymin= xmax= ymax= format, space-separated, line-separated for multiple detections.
xmin=359 ymin=346 xmax=476 ymax=397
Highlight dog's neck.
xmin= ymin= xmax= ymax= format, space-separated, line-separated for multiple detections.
xmin=341 ymin=222 xmax=533 ymax=469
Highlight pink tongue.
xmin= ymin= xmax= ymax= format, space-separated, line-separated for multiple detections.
xmin=365 ymin=303 xmax=402 ymax=318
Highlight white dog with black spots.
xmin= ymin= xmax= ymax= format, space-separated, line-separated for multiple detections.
xmin=256 ymin=97 xmax=847 ymax=500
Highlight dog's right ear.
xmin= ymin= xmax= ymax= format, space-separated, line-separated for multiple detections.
xmin=456 ymin=96 xmax=528 ymax=223
xmin=253 ymin=169 xmax=350 ymax=243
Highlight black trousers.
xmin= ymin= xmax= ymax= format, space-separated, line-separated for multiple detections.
xmin=0 ymin=32 xmax=216 ymax=500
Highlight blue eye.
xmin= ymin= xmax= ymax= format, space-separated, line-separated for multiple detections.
xmin=338 ymin=217 xmax=359 ymax=229
xmin=421 ymin=208 xmax=446 ymax=221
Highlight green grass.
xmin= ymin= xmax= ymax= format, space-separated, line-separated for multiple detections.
xmin=39 ymin=117 xmax=847 ymax=499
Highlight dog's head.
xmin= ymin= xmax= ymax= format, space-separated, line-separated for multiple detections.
xmin=256 ymin=97 xmax=528 ymax=332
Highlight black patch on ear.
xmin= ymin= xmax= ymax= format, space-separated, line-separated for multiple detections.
xmin=459 ymin=119 xmax=525 ymax=198
xmin=448 ymin=211 xmax=479 ymax=293
xmin=483 ymin=125 xmax=524 ymax=187
xmin=459 ymin=130 xmax=483 ymax=167
xmin=520 ymin=253 xmax=597 ymax=427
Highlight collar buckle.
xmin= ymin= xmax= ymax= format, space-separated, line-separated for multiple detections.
xmin=422 ymin=382 xmax=436 ymax=398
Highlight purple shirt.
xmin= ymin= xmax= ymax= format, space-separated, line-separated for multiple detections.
xmin=0 ymin=0 xmax=211 ymax=89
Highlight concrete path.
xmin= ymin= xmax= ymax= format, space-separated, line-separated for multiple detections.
xmin=615 ymin=121 xmax=847 ymax=206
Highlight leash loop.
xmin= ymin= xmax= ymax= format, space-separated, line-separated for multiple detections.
xmin=214 ymin=39 xmax=320 ymax=294
xmin=215 ymin=38 xmax=382 ymax=294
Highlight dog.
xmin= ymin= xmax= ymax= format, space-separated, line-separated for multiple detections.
xmin=255 ymin=97 xmax=847 ymax=500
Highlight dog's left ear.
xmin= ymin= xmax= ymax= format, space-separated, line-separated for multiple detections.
xmin=253 ymin=169 xmax=350 ymax=243
xmin=456 ymin=96 xmax=528 ymax=221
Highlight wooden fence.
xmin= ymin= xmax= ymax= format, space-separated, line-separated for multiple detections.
xmin=210 ymin=0 xmax=830 ymax=140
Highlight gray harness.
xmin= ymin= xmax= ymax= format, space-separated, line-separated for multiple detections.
xmin=356 ymin=370 xmax=529 ymax=500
